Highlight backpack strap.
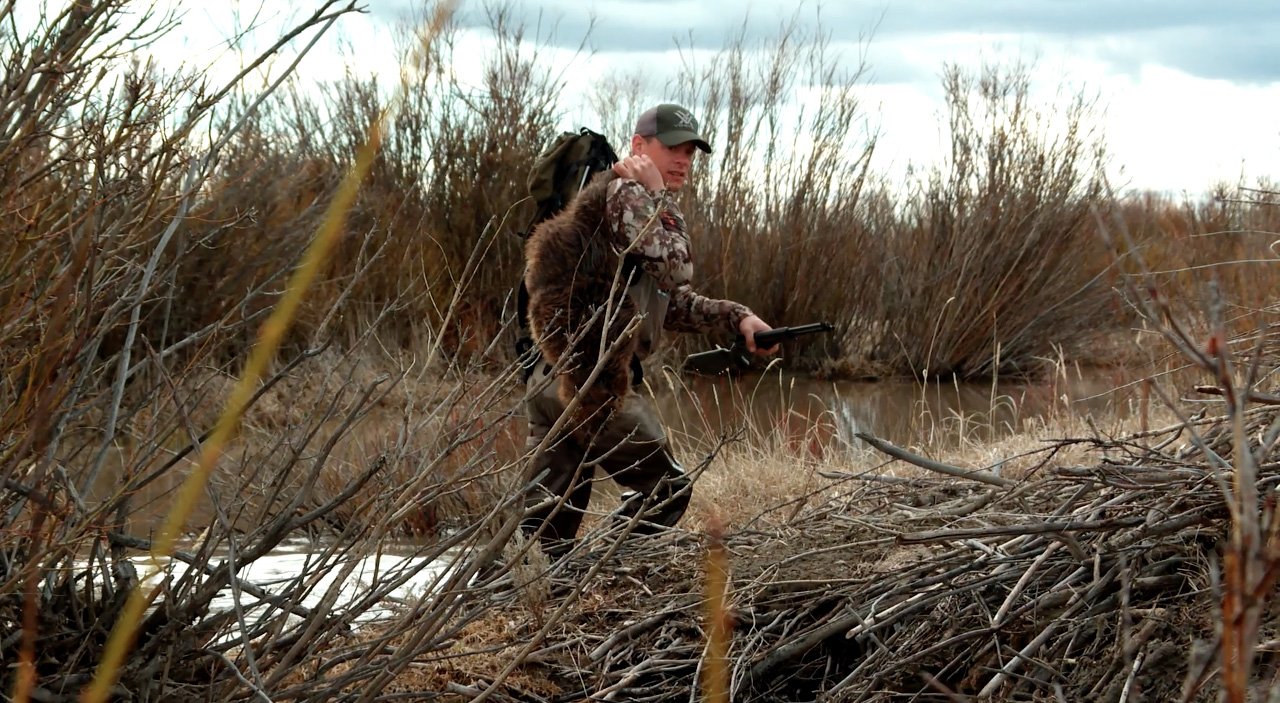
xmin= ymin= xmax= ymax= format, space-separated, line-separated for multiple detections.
xmin=515 ymin=277 xmax=535 ymax=379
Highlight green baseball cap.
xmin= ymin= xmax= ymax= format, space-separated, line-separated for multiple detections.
xmin=634 ymin=103 xmax=712 ymax=154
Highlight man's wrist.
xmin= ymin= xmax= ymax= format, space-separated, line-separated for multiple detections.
xmin=730 ymin=307 xmax=756 ymax=334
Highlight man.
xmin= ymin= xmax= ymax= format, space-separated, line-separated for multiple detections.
xmin=521 ymin=103 xmax=775 ymax=557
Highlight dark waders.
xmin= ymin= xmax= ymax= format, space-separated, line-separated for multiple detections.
xmin=520 ymin=360 xmax=689 ymax=557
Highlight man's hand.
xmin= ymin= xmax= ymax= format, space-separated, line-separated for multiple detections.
xmin=613 ymin=154 xmax=665 ymax=192
xmin=739 ymin=315 xmax=778 ymax=355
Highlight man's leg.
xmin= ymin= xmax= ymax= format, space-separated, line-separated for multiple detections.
xmin=591 ymin=389 xmax=690 ymax=534
xmin=520 ymin=363 xmax=594 ymax=556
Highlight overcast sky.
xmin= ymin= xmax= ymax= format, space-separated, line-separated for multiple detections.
xmin=160 ymin=0 xmax=1280 ymax=196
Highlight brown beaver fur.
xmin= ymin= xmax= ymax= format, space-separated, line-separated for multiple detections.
xmin=523 ymin=170 xmax=640 ymax=441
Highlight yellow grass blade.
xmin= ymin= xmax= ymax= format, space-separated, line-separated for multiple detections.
xmin=79 ymin=5 xmax=455 ymax=700
xmin=12 ymin=519 xmax=46 ymax=703
xmin=703 ymin=519 xmax=731 ymax=703
xmin=81 ymin=118 xmax=388 ymax=703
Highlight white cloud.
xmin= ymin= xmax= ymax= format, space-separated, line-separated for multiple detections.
xmin=850 ymin=31 xmax=1280 ymax=195
xmin=1093 ymin=65 xmax=1280 ymax=194
xmin=133 ymin=0 xmax=1280 ymax=196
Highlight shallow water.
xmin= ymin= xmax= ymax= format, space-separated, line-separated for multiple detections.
xmin=111 ymin=536 xmax=458 ymax=634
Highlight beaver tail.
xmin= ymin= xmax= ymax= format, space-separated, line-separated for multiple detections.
xmin=535 ymin=290 xmax=637 ymax=444
xmin=555 ymin=340 xmax=632 ymax=445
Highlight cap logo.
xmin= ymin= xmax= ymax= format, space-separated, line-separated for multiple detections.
xmin=672 ymin=109 xmax=696 ymax=130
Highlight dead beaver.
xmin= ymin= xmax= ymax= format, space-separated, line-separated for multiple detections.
xmin=522 ymin=169 xmax=645 ymax=442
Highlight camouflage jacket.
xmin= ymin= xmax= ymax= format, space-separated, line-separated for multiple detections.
xmin=605 ymin=178 xmax=753 ymax=335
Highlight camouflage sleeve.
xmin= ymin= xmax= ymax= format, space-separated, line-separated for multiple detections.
xmin=605 ymin=178 xmax=693 ymax=289
xmin=605 ymin=179 xmax=753 ymax=335
xmin=664 ymin=284 xmax=754 ymax=335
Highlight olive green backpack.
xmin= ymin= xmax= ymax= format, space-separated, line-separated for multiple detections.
xmin=514 ymin=128 xmax=619 ymax=373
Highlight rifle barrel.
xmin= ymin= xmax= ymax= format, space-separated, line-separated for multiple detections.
xmin=685 ymin=322 xmax=834 ymax=375
xmin=755 ymin=322 xmax=834 ymax=346
xmin=787 ymin=322 xmax=834 ymax=335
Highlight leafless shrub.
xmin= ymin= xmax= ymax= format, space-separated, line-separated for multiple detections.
xmin=862 ymin=59 xmax=1113 ymax=379
xmin=0 ymin=2 xmax=545 ymax=700
xmin=1096 ymin=183 xmax=1280 ymax=703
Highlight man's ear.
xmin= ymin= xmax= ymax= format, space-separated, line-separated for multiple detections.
xmin=630 ymin=134 xmax=646 ymax=155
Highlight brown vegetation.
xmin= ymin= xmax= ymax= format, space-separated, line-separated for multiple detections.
xmin=339 ymin=218 xmax=1280 ymax=703
xmin=2 ymin=0 xmax=1278 ymax=701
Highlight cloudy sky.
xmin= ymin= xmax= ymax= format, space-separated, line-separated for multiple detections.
xmin=159 ymin=0 xmax=1280 ymax=196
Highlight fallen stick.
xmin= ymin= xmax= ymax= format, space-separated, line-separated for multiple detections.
xmin=898 ymin=516 xmax=1146 ymax=544
xmin=1194 ymin=384 xmax=1280 ymax=406
xmin=855 ymin=432 xmax=1015 ymax=488
xmin=590 ymin=603 xmax=688 ymax=662
xmin=979 ymin=593 xmax=1088 ymax=699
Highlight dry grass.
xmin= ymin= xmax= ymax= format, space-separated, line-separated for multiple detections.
xmin=110 ymin=340 xmax=1158 ymax=541
xmin=673 ymin=381 xmax=1168 ymax=532
xmin=283 ymin=612 xmax=563 ymax=700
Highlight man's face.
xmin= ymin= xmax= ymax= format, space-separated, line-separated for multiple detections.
xmin=632 ymin=136 xmax=699 ymax=191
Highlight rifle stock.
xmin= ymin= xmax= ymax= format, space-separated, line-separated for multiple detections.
xmin=684 ymin=322 xmax=834 ymax=375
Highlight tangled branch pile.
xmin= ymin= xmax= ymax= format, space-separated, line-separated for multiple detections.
xmin=449 ymin=396 xmax=1279 ymax=702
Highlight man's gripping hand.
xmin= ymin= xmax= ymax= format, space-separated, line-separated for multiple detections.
xmin=613 ymin=155 xmax=665 ymax=192
xmin=740 ymin=315 xmax=778 ymax=355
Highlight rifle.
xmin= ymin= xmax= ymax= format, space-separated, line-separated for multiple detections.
xmin=684 ymin=322 xmax=834 ymax=375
